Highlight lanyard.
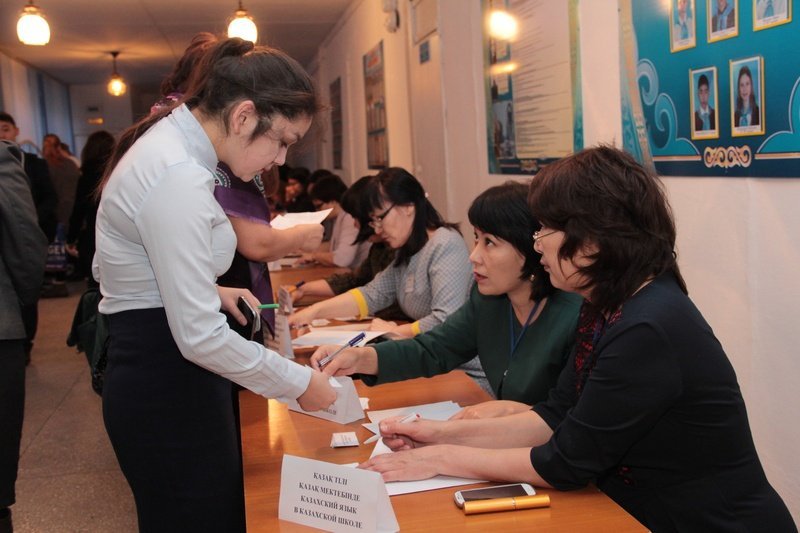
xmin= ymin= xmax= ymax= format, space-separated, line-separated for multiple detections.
xmin=508 ymin=299 xmax=542 ymax=362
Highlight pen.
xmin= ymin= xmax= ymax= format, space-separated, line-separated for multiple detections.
xmin=288 ymin=280 xmax=306 ymax=293
xmin=317 ymin=331 xmax=366 ymax=369
xmin=257 ymin=303 xmax=280 ymax=309
xmin=364 ymin=413 xmax=420 ymax=444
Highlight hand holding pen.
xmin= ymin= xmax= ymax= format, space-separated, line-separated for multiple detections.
xmin=317 ymin=332 xmax=366 ymax=369
xmin=364 ymin=413 xmax=421 ymax=444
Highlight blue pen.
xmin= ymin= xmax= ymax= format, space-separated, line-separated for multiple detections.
xmin=318 ymin=332 xmax=366 ymax=368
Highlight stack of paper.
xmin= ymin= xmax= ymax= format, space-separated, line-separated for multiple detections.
xmin=270 ymin=208 xmax=332 ymax=229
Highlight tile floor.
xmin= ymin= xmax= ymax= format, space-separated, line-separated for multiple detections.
xmin=13 ymin=282 xmax=138 ymax=532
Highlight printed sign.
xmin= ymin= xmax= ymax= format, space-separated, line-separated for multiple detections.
xmin=279 ymin=455 xmax=399 ymax=532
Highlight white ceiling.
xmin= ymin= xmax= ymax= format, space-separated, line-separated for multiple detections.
xmin=0 ymin=0 xmax=355 ymax=89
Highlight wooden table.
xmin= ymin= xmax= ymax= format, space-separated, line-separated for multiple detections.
xmin=240 ymin=372 xmax=646 ymax=532
xmin=269 ymin=264 xmax=349 ymax=305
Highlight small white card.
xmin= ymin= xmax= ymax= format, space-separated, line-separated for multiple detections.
xmin=266 ymin=312 xmax=294 ymax=359
xmin=330 ymin=432 xmax=359 ymax=448
xmin=287 ymin=376 xmax=365 ymax=424
xmin=279 ymin=455 xmax=398 ymax=532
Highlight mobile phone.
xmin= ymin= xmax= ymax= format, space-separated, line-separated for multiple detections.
xmin=453 ymin=483 xmax=536 ymax=508
xmin=237 ymin=296 xmax=261 ymax=340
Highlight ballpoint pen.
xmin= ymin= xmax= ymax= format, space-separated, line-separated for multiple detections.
xmin=288 ymin=280 xmax=306 ymax=293
xmin=364 ymin=413 xmax=420 ymax=444
xmin=317 ymin=331 xmax=366 ymax=369
xmin=257 ymin=303 xmax=280 ymax=309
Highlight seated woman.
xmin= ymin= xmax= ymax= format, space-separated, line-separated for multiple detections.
xmin=355 ymin=147 xmax=796 ymax=532
xmin=312 ymin=181 xmax=581 ymax=410
xmin=288 ymin=167 xmax=472 ymax=341
xmin=291 ymin=175 xmax=409 ymax=322
xmin=301 ymin=173 xmax=371 ymax=269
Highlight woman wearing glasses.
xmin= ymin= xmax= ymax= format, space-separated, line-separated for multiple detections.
xmin=311 ymin=181 xmax=581 ymax=413
xmin=289 ymin=167 xmax=471 ymax=340
xmin=356 ymin=147 xmax=795 ymax=532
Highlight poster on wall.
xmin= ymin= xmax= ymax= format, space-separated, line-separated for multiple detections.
xmin=620 ymin=0 xmax=798 ymax=177
xmin=363 ymin=41 xmax=388 ymax=169
xmin=329 ymin=78 xmax=343 ymax=169
xmin=482 ymin=0 xmax=582 ymax=175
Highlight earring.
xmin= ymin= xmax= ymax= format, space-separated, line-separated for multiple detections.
xmin=529 ymin=274 xmax=536 ymax=282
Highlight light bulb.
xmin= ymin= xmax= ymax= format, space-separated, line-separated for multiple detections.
xmin=488 ymin=10 xmax=518 ymax=41
xmin=17 ymin=3 xmax=51 ymax=46
xmin=107 ymin=75 xmax=127 ymax=97
xmin=228 ymin=10 xmax=258 ymax=43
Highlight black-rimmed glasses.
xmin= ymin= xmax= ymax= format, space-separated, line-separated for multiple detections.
xmin=368 ymin=204 xmax=395 ymax=229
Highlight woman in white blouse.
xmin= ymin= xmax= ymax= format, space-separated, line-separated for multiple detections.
xmin=94 ymin=38 xmax=335 ymax=532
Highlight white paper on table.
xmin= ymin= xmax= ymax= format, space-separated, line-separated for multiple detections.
xmin=270 ymin=208 xmax=332 ymax=229
xmin=286 ymin=376 xmax=365 ymax=424
xmin=366 ymin=401 xmax=462 ymax=424
xmin=369 ymin=440 xmax=485 ymax=496
xmin=292 ymin=329 xmax=387 ymax=347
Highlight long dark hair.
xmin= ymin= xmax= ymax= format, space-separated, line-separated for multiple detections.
xmin=80 ymin=130 xmax=115 ymax=175
xmin=528 ymin=145 xmax=686 ymax=314
xmin=469 ymin=181 xmax=554 ymax=301
xmin=160 ymin=32 xmax=219 ymax=96
xmin=340 ymin=175 xmax=377 ymax=244
xmin=99 ymin=38 xmax=319 ymax=196
xmin=368 ymin=167 xmax=458 ymax=266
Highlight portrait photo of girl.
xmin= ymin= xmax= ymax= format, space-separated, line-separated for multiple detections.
xmin=730 ymin=56 xmax=765 ymax=136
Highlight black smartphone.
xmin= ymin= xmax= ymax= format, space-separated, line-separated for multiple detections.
xmin=237 ymin=296 xmax=261 ymax=340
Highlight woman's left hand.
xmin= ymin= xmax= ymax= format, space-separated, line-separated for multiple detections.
xmin=217 ymin=286 xmax=260 ymax=326
xmin=359 ymin=446 xmax=448 ymax=482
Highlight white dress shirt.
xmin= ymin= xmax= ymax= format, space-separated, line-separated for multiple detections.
xmin=93 ymin=104 xmax=311 ymax=399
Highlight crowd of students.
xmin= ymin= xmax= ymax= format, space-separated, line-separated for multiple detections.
xmin=0 ymin=32 xmax=795 ymax=533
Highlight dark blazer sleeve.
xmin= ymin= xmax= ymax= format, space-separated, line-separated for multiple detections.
xmin=0 ymin=142 xmax=48 ymax=307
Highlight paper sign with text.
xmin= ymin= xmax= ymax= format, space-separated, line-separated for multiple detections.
xmin=266 ymin=312 xmax=294 ymax=359
xmin=287 ymin=376 xmax=365 ymax=424
xmin=279 ymin=455 xmax=398 ymax=533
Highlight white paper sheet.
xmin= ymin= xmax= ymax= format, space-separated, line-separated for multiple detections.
xmin=361 ymin=401 xmax=483 ymax=495
xmin=270 ymin=208 xmax=332 ymax=229
xmin=292 ymin=328 xmax=387 ymax=347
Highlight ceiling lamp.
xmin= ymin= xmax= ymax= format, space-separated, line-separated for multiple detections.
xmin=107 ymin=51 xmax=127 ymax=97
xmin=227 ymin=0 xmax=258 ymax=43
xmin=488 ymin=10 xmax=519 ymax=41
xmin=17 ymin=0 xmax=51 ymax=46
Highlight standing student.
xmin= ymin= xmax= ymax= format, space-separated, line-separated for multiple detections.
xmin=0 ymin=112 xmax=57 ymax=362
xmin=359 ymin=146 xmax=796 ymax=532
xmin=312 ymin=182 xmax=581 ymax=410
xmin=0 ymin=141 xmax=48 ymax=533
xmin=66 ymin=130 xmax=115 ymax=286
xmin=94 ymin=38 xmax=336 ymax=532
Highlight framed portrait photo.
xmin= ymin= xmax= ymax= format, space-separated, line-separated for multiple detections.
xmin=708 ymin=0 xmax=738 ymax=42
xmin=670 ymin=0 xmax=697 ymax=52
xmin=753 ymin=0 xmax=791 ymax=30
xmin=730 ymin=56 xmax=765 ymax=137
xmin=690 ymin=67 xmax=719 ymax=140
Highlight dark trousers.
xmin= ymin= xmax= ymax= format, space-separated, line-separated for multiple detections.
xmin=0 ymin=340 xmax=25 ymax=508
xmin=20 ymin=304 xmax=37 ymax=356
xmin=103 ymin=309 xmax=245 ymax=533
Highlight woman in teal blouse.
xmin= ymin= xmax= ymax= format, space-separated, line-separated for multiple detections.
xmin=311 ymin=181 xmax=581 ymax=418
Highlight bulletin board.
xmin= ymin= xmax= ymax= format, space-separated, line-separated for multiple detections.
xmin=621 ymin=0 xmax=799 ymax=177
xmin=483 ymin=0 xmax=583 ymax=175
